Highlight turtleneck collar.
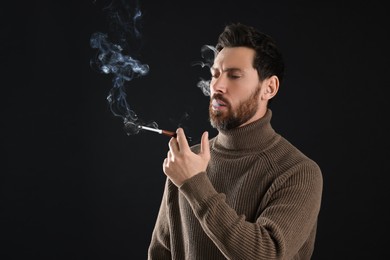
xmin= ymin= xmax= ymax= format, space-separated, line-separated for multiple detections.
xmin=212 ymin=109 xmax=276 ymax=151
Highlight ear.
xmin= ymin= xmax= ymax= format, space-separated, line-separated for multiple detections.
xmin=261 ymin=75 xmax=279 ymax=100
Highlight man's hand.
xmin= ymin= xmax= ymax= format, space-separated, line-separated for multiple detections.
xmin=163 ymin=128 xmax=210 ymax=187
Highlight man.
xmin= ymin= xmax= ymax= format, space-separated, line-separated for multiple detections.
xmin=148 ymin=22 xmax=323 ymax=260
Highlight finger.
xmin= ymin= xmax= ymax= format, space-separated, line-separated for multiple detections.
xmin=200 ymin=131 xmax=210 ymax=159
xmin=176 ymin=128 xmax=190 ymax=152
xmin=168 ymin=136 xmax=179 ymax=154
xmin=163 ymin=158 xmax=167 ymax=170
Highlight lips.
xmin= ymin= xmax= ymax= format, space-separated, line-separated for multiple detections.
xmin=212 ymin=98 xmax=227 ymax=110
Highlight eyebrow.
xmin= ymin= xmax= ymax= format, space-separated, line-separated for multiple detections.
xmin=210 ymin=67 xmax=243 ymax=73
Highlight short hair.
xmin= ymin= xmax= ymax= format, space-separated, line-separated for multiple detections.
xmin=216 ymin=23 xmax=285 ymax=84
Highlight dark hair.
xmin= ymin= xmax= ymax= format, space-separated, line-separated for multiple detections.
xmin=216 ymin=23 xmax=285 ymax=84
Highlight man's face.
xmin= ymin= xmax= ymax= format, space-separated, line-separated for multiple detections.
xmin=209 ymin=47 xmax=266 ymax=130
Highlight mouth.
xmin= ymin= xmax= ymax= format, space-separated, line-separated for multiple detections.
xmin=212 ymin=98 xmax=227 ymax=110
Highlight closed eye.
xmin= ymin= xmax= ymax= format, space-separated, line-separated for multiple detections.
xmin=211 ymin=72 xmax=220 ymax=78
xmin=228 ymin=74 xmax=241 ymax=79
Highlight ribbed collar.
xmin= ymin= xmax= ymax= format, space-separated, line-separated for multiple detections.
xmin=212 ymin=109 xmax=276 ymax=151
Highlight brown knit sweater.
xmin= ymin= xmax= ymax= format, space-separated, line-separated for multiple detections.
xmin=148 ymin=109 xmax=323 ymax=260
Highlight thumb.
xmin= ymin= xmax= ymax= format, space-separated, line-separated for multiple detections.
xmin=200 ymin=131 xmax=210 ymax=159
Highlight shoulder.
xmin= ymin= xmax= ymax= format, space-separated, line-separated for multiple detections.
xmin=270 ymin=134 xmax=322 ymax=177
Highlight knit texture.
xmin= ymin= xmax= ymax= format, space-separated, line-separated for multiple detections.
xmin=148 ymin=109 xmax=323 ymax=260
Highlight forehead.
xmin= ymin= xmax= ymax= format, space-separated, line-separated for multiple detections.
xmin=212 ymin=47 xmax=255 ymax=70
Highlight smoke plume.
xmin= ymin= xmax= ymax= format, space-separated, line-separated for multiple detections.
xmin=90 ymin=0 xmax=157 ymax=135
xmin=193 ymin=44 xmax=218 ymax=97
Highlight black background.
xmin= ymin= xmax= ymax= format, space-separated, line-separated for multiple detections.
xmin=1 ymin=0 xmax=389 ymax=259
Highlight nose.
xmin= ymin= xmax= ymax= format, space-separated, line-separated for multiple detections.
xmin=210 ymin=75 xmax=227 ymax=94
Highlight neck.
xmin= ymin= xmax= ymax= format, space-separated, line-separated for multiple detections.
xmin=213 ymin=109 xmax=276 ymax=151
xmin=238 ymin=105 xmax=268 ymax=128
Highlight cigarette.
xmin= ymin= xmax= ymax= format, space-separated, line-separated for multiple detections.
xmin=139 ymin=125 xmax=177 ymax=138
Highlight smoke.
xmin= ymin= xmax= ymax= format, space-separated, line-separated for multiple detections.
xmin=90 ymin=0 xmax=157 ymax=135
xmin=90 ymin=0 xmax=214 ymax=139
xmin=192 ymin=44 xmax=218 ymax=97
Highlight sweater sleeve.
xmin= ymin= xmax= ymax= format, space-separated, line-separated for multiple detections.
xmin=148 ymin=179 xmax=172 ymax=260
xmin=179 ymin=163 xmax=323 ymax=260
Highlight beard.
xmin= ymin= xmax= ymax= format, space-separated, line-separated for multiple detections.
xmin=209 ymin=86 xmax=261 ymax=130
